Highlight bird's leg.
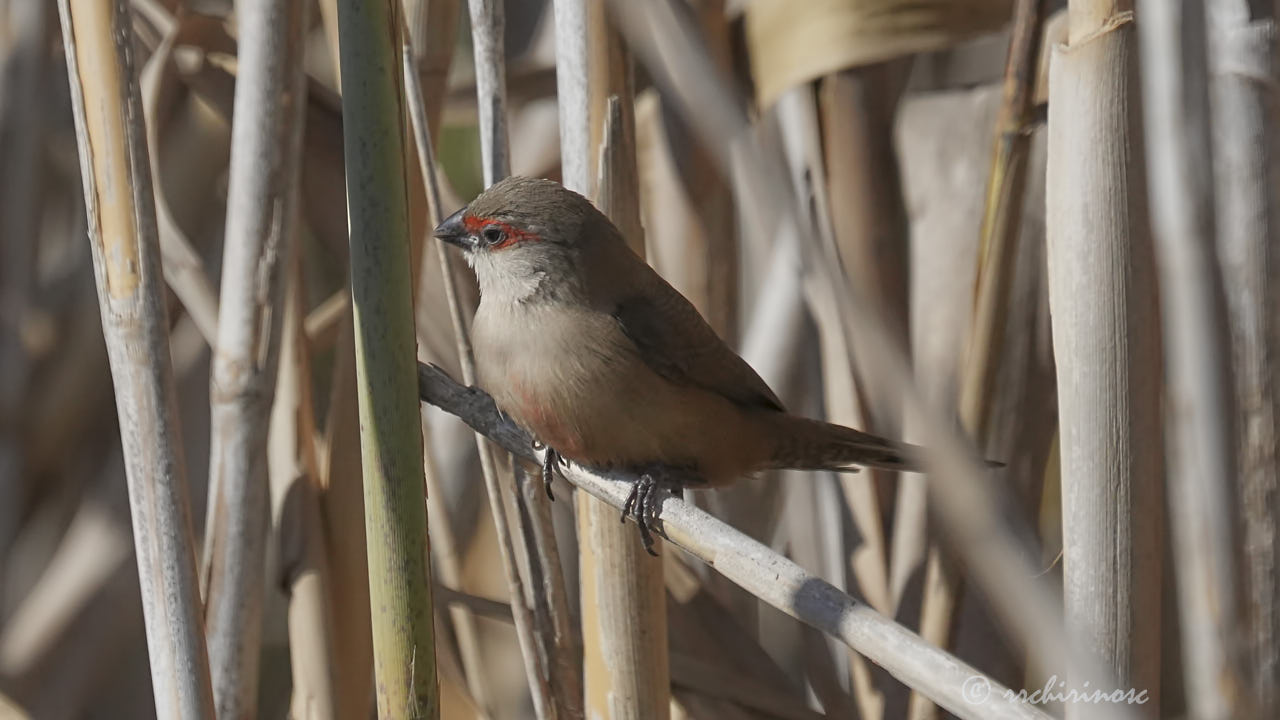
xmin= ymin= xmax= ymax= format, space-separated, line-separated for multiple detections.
xmin=621 ymin=475 xmax=661 ymax=555
xmin=534 ymin=441 xmax=563 ymax=501
xmin=620 ymin=466 xmax=697 ymax=556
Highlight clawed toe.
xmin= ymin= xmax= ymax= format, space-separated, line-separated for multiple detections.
xmin=621 ymin=474 xmax=665 ymax=556
xmin=539 ymin=446 xmax=563 ymax=501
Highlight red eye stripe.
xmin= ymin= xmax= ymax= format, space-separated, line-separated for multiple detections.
xmin=463 ymin=215 xmax=538 ymax=249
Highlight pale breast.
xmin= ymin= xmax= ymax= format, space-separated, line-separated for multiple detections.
xmin=472 ymin=299 xmax=770 ymax=479
xmin=474 ymin=301 xmax=624 ymax=457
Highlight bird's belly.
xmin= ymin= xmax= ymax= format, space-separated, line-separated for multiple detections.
xmin=475 ymin=305 xmax=766 ymax=481
xmin=475 ymin=305 xmax=623 ymax=458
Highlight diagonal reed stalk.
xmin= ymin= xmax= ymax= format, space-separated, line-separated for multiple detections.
xmin=335 ymin=0 xmax=438 ymax=716
xmin=55 ymin=0 xmax=214 ymax=717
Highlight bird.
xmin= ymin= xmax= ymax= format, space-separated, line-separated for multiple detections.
xmin=435 ymin=176 xmax=919 ymax=554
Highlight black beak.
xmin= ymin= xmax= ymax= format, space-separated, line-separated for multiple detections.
xmin=433 ymin=206 xmax=473 ymax=250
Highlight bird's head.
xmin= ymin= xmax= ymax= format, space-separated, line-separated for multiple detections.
xmin=434 ymin=176 xmax=611 ymax=301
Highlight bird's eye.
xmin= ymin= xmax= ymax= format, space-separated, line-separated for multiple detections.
xmin=481 ymin=225 xmax=505 ymax=246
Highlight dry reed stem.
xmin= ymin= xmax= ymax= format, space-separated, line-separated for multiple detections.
xmin=911 ymin=4 xmax=1049 ymax=719
xmin=56 ymin=0 xmax=214 ymax=716
xmin=774 ymin=82 xmax=888 ymax=719
xmin=467 ymin=0 xmax=510 ymax=185
xmin=303 ymin=289 xmax=349 ymax=349
xmin=513 ymin=466 xmax=583 ymax=720
xmin=961 ymin=0 xmax=1047 ymax=441
xmin=318 ymin=318 xmax=376 ymax=719
xmin=399 ymin=0 xmax=456 ymax=313
xmin=402 ymin=0 xmax=459 ymax=142
xmin=812 ymin=70 xmax=912 ymax=633
xmin=410 ymin=13 xmax=558 ymax=711
xmin=1138 ymin=1 xmax=1249 ymax=717
xmin=416 ymin=362 xmax=1050 ymax=720
xmin=1207 ymin=3 xmax=1280 ymax=714
xmin=555 ymin=3 xmax=667 ymax=714
xmin=818 ymin=63 xmax=911 ymax=611
xmin=317 ymin=0 xmax=340 ymax=87
xmin=553 ymin=0 xmax=594 ymax=196
xmin=578 ymin=94 xmax=671 ymax=720
xmin=269 ymin=252 xmax=338 ymax=720
xmin=137 ymin=20 xmax=223 ymax=346
xmin=400 ymin=37 xmax=496 ymax=719
xmin=0 ymin=501 xmax=131 ymax=678
xmin=1048 ymin=7 xmax=1164 ymax=717
xmin=201 ymin=2 xmax=310 ymax=714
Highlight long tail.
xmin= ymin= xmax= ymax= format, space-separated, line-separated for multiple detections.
xmin=766 ymin=415 xmax=922 ymax=473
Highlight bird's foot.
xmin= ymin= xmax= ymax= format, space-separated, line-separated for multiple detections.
xmin=535 ymin=442 xmax=563 ymax=501
xmin=621 ymin=473 xmax=666 ymax=556
xmin=621 ymin=467 xmax=698 ymax=556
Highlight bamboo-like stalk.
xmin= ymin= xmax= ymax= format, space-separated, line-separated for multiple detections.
xmin=1207 ymin=3 xmax=1280 ymax=715
xmin=335 ymin=0 xmax=438 ymax=717
xmin=466 ymin=0 xmax=510 ymax=185
xmin=1046 ymin=3 xmax=1164 ymax=713
xmin=414 ymin=9 xmax=559 ymax=713
xmin=577 ymin=95 xmax=671 ymax=720
xmin=269 ymin=250 xmax=338 ymax=720
xmin=54 ymin=1 xmax=214 ymax=717
xmin=416 ymin=363 xmax=1050 ymax=720
xmin=555 ymin=3 xmax=667 ymax=715
xmin=1137 ymin=2 xmax=1248 ymax=718
xmin=200 ymin=1 xmax=310 ymax=715
xmin=553 ymin=0 xmax=595 ymax=196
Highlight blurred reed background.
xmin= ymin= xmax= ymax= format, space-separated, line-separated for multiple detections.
xmin=0 ymin=0 xmax=1275 ymax=719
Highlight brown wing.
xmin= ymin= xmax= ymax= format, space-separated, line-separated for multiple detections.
xmin=610 ymin=265 xmax=785 ymax=413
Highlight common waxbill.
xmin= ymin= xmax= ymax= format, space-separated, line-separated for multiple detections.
xmin=435 ymin=176 xmax=918 ymax=553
